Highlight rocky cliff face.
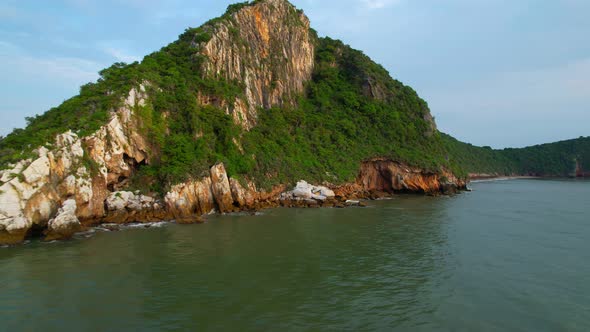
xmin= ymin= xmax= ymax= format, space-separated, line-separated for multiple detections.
xmin=199 ymin=0 xmax=315 ymax=129
xmin=357 ymin=159 xmax=466 ymax=195
xmin=0 ymin=86 xmax=151 ymax=244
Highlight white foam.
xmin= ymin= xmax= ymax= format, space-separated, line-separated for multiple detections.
xmin=122 ymin=221 xmax=170 ymax=229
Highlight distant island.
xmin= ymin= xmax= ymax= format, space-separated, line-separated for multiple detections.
xmin=0 ymin=0 xmax=588 ymax=245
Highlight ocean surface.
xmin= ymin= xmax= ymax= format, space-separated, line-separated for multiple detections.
xmin=1 ymin=179 xmax=589 ymax=331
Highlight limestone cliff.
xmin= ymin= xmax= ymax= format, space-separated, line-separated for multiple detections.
xmin=0 ymin=86 xmax=151 ymax=244
xmin=199 ymin=0 xmax=315 ymax=129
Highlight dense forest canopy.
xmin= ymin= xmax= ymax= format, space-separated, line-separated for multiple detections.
xmin=443 ymin=134 xmax=590 ymax=176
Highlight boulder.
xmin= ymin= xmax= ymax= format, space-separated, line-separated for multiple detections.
xmin=229 ymin=178 xmax=255 ymax=208
xmin=292 ymin=181 xmax=313 ymax=199
xmin=282 ymin=180 xmax=337 ymax=203
xmin=106 ymin=191 xmax=134 ymax=211
xmin=104 ymin=191 xmax=167 ymax=224
xmin=45 ymin=199 xmax=81 ymax=241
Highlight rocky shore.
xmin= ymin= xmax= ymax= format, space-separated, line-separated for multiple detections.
xmin=0 ymin=90 xmax=465 ymax=245
xmin=0 ymin=84 xmax=466 ymax=247
xmin=1 ymin=149 xmax=465 ymax=245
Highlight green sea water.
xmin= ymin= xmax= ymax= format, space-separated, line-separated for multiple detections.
xmin=1 ymin=179 xmax=589 ymax=331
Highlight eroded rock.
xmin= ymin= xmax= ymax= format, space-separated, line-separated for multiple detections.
xmin=358 ymin=159 xmax=466 ymax=194
xmin=45 ymin=199 xmax=81 ymax=241
xmin=210 ymin=163 xmax=235 ymax=213
xmin=200 ymin=0 xmax=315 ymax=129
xmin=0 ymin=86 xmax=152 ymax=244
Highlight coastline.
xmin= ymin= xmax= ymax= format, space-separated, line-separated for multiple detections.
xmin=469 ymin=176 xmax=540 ymax=183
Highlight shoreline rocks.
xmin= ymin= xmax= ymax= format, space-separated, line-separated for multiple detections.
xmin=103 ymin=191 xmax=170 ymax=224
xmin=280 ymin=180 xmax=336 ymax=202
xmin=1 ymin=157 xmax=467 ymax=245
xmin=45 ymin=199 xmax=81 ymax=241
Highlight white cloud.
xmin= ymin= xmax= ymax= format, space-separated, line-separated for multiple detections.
xmin=360 ymin=0 xmax=401 ymax=9
xmin=0 ymin=40 xmax=104 ymax=135
xmin=0 ymin=41 xmax=101 ymax=83
xmin=101 ymin=46 xmax=141 ymax=63
xmin=6 ymin=55 xmax=100 ymax=83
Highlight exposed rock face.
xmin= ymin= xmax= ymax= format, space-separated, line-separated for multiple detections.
xmin=357 ymin=159 xmax=466 ymax=195
xmin=0 ymin=133 xmax=83 ymax=244
xmin=200 ymin=0 xmax=315 ymax=129
xmin=1 ymin=135 xmax=465 ymax=245
xmin=45 ymin=199 xmax=81 ymax=241
xmin=104 ymin=191 xmax=169 ymax=224
xmin=229 ymin=178 xmax=256 ymax=208
xmin=165 ymin=163 xmax=286 ymax=222
xmin=0 ymin=86 xmax=151 ymax=244
xmin=210 ymin=163 xmax=235 ymax=213
xmin=166 ymin=178 xmax=216 ymax=222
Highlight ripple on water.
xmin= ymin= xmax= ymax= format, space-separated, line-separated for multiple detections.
xmin=0 ymin=179 xmax=589 ymax=331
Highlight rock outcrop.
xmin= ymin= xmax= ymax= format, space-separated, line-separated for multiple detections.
xmin=0 ymin=85 xmax=151 ymax=243
xmin=165 ymin=163 xmax=285 ymax=222
xmin=210 ymin=163 xmax=235 ymax=213
xmin=199 ymin=0 xmax=315 ymax=129
xmin=1 ymin=134 xmax=466 ymax=245
xmin=45 ymin=199 xmax=81 ymax=241
xmin=164 ymin=164 xmax=235 ymax=222
xmin=357 ymin=159 xmax=466 ymax=195
xmin=103 ymin=191 xmax=169 ymax=224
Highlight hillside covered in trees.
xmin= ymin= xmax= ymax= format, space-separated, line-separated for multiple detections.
xmin=0 ymin=0 xmax=588 ymax=193
xmin=443 ymin=135 xmax=590 ymax=177
xmin=0 ymin=0 xmax=456 ymax=193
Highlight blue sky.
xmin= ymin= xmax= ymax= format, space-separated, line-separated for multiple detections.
xmin=0 ymin=0 xmax=588 ymax=148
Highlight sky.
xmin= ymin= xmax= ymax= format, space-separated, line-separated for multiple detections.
xmin=0 ymin=0 xmax=589 ymax=148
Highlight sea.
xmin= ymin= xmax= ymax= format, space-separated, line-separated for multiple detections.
xmin=1 ymin=178 xmax=589 ymax=331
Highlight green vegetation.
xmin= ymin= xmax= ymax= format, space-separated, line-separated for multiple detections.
xmin=239 ymin=37 xmax=454 ymax=188
xmin=443 ymin=134 xmax=590 ymax=176
xmin=0 ymin=2 xmax=246 ymax=170
xmin=1 ymin=3 xmax=455 ymax=193
xmin=130 ymin=36 xmax=460 ymax=192
xmin=1 ymin=0 xmax=588 ymax=196
xmin=0 ymin=64 xmax=131 ymax=167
